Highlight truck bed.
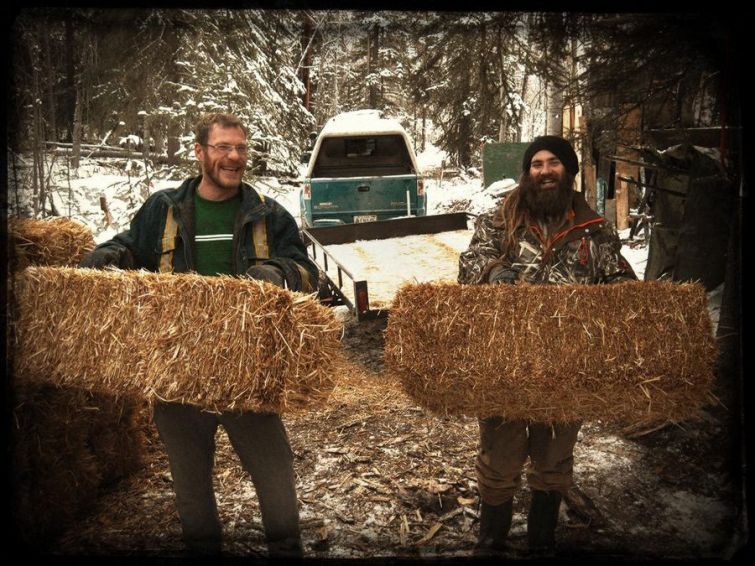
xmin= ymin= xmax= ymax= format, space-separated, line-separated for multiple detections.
xmin=301 ymin=213 xmax=474 ymax=320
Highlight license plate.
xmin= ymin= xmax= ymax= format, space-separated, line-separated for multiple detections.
xmin=354 ymin=215 xmax=377 ymax=223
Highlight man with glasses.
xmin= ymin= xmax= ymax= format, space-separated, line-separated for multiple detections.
xmin=80 ymin=113 xmax=317 ymax=557
xmin=458 ymin=135 xmax=637 ymax=556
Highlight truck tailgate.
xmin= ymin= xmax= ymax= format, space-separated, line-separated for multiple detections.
xmin=309 ymin=175 xmax=420 ymax=224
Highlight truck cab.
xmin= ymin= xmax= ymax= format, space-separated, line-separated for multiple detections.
xmin=300 ymin=110 xmax=425 ymax=227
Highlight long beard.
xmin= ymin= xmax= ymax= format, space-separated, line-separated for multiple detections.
xmin=519 ymin=172 xmax=575 ymax=222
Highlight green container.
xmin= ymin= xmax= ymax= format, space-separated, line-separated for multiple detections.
xmin=482 ymin=142 xmax=530 ymax=188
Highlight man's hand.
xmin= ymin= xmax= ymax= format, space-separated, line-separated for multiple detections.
xmin=79 ymin=247 xmax=124 ymax=269
xmin=245 ymin=264 xmax=285 ymax=287
xmin=488 ymin=265 xmax=519 ymax=285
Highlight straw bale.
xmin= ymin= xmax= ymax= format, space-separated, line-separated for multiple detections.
xmin=8 ymin=217 xmax=95 ymax=270
xmin=385 ymin=281 xmax=717 ymax=425
xmin=87 ymin=395 xmax=150 ymax=484
xmin=13 ymin=266 xmax=343 ymax=413
xmin=11 ymin=383 xmax=146 ymax=547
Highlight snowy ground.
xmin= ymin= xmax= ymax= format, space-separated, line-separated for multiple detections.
xmin=10 ymin=154 xmax=743 ymax=559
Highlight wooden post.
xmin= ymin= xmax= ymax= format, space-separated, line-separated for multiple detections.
xmin=614 ymin=105 xmax=642 ymax=230
xmin=563 ymin=104 xmax=585 ymax=195
xmin=583 ymin=162 xmax=597 ymax=210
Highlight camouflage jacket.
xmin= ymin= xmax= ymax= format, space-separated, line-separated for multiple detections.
xmin=458 ymin=190 xmax=637 ymax=285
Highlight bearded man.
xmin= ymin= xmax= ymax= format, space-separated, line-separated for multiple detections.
xmin=458 ymin=135 xmax=637 ymax=556
xmin=79 ymin=113 xmax=316 ymax=557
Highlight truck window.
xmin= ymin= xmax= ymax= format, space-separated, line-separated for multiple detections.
xmin=313 ymin=134 xmax=415 ymax=178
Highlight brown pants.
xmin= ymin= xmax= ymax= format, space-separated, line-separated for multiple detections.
xmin=476 ymin=416 xmax=582 ymax=505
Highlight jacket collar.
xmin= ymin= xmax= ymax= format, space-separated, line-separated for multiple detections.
xmin=491 ymin=189 xmax=606 ymax=248
xmin=167 ymin=176 xmax=268 ymax=216
xmin=536 ymin=191 xmax=606 ymax=250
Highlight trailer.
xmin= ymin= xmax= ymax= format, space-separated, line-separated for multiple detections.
xmin=301 ymin=212 xmax=474 ymax=320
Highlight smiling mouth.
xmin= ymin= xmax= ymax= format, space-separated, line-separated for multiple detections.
xmin=539 ymin=178 xmax=558 ymax=189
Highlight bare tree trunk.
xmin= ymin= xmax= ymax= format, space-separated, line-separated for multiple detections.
xmin=458 ymin=63 xmax=472 ymax=167
xmin=154 ymin=122 xmax=165 ymax=158
xmin=497 ymin=27 xmax=509 ymax=142
xmin=300 ymin=12 xmax=314 ymax=111
xmin=368 ymin=24 xmax=380 ymax=108
xmin=31 ymin=141 xmax=40 ymax=215
xmin=167 ymin=120 xmax=181 ymax=166
xmin=71 ymin=82 xmax=83 ymax=169
xmin=66 ymin=152 xmax=72 ymax=217
xmin=44 ymin=154 xmax=60 ymax=216
xmin=478 ymin=23 xmax=490 ymax=140
xmin=64 ymin=12 xmax=76 ymax=142
xmin=333 ymin=40 xmax=340 ymax=116
xmin=142 ymin=114 xmax=151 ymax=191
xmin=33 ymin=113 xmax=46 ymax=216
xmin=421 ymin=104 xmax=426 ymax=153
xmin=546 ymin=80 xmax=564 ymax=136
xmin=30 ymin=39 xmax=47 ymax=216
xmin=516 ymin=73 xmax=530 ymax=142
xmin=43 ymin=29 xmax=57 ymax=142
xmin=11 ymin=150 xmax=21 ymax=214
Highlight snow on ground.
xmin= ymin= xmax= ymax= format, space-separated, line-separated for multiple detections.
xmin=617 ymin=228 xmax=648 ymax=281
xmin=415 ymin=141 xmax=446 ymax=173
xmin=425 ymin=174 xmax=516 ymax=217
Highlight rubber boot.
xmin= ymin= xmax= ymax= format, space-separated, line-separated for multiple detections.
xmin=527 ymin=489 xmax=562 ymax=555
xmin=474 ymin=498 xmax=513 ymax=556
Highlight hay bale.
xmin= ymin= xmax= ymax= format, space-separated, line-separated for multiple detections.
xmin=7 ymin=223 xmax=148 ymax=549
xmin=87 ymin=395 xmax=149 ymax=485
xmin=8 ymin=217 xmax=95 ymax=270
xmin=11 ymin=384 xmax=147 ymax=548
xmin=13 ymin=266 xmax=343 ymax=413
xmin=385 ymin=281 xmax=717 ymax=425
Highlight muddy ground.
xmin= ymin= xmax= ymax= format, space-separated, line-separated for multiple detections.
xmin=48 ymin=314 xmax=748 ymax=561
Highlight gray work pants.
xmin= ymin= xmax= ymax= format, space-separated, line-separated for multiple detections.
xmin=153 ymin=401 xmax=301 ymax=555
xmin=476 ymin=416 xmax=582 ymax=505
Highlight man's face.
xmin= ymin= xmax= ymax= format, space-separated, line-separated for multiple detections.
xmin=195 ymin=125 xmax=247 ymax=193
xmin=521 ymin=149 xmax=573 ymax=221
xmin=528 ymin=149 xmax=566 ymax=189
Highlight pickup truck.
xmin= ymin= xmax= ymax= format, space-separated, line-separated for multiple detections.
xmin=300 ymin=110 xmax=426 ymax=227
xmin=302 ymin=213 xmax=474 ymax=320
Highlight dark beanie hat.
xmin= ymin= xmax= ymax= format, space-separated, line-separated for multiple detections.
xmin=522 ymin=135 xmax=579 ymax=177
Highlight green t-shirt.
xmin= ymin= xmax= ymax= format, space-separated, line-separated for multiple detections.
xmin=194 ymin=192 xmax=241 ymax=276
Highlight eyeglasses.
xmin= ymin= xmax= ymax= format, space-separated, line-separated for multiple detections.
xmin=205 ymin=143 xmax=248 ymax=156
